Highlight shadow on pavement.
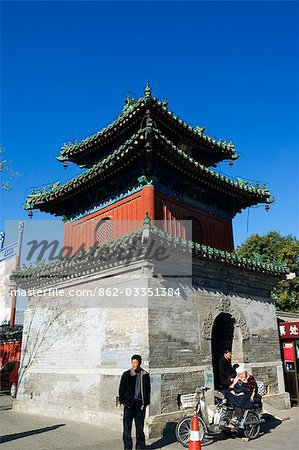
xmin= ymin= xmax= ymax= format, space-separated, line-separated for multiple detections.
xmin=146 ymin=422 xmax=178 ymax=449
xmin=0 ymin=424 xmax=66 ymax=443
xmin=0 ymin=405 xmax=13 ymax=411
xmin=260 ymin=413 xmax=282 ymax=435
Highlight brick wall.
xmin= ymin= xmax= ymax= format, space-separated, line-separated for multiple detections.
xmin=14 ymin=253 xmax=287 ymax=429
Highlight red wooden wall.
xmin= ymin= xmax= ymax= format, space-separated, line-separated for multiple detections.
xmin=64 ymin=185 xmax=234 ymax=254
xmin=155 ymin=192 xmax=234 ymax=252
xmin=64 ymin=186 xmax=155 ymax=253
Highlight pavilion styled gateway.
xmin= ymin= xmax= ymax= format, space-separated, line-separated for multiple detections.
xmin=12 ymin=84 xmax=289 ymax=437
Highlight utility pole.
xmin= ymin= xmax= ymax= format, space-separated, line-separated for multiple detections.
xmin=10 ymin=222 xmax=24 ymax=328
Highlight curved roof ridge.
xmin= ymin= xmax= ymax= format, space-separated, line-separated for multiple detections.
xmin=57 ymin=90 xmax=239 ymax=164
xmin=57 ymin=96 xmax=145 ymax=161
xmin=154 ymin=128 xmax=272 ymax=198
xmin=24 ymin=127 xmax=146 ymax=210
xmin=152 ymin=97 xmax=238 ymax=158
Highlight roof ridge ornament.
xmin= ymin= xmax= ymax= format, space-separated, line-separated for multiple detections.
xmin=143 ymin=211 xmax=151 ymax=225
xmin=195 ymin=126 xmax=205 ymax=136
xmin=144 ymin=82 xmax=152 ymax=98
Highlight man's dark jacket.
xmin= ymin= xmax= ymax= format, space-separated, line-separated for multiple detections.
xmin=219 ymin=356 xmax=235 ymax=388
xmin=119 ymin=368 xmax=151 ymax=407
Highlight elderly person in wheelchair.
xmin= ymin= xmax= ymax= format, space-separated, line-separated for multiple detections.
xmin=223 ymin=365 xmax=257 ymax=427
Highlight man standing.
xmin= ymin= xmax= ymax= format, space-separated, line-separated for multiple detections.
xmin=119 ymin=355 xmax=151 ymax=450
xmin=218 ymin=349 xmax=236 ymax=389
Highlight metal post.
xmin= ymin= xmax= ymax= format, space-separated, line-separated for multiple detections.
xmin=10 ymin=222 xmax=24 ymax=328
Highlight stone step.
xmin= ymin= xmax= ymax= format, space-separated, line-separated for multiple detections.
xmin=262 ymin=402 xmax=291 ymax=421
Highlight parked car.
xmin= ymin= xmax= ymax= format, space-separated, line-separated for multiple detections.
xmin=0 ymin=360 xmax=20 ymax=397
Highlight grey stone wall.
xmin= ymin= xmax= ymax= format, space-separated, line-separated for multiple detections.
xmin=14 ymin=252 xmax=288 ymax=437
xmin=146 ymin=259 xmax=286 ymax=417
xmin=14 ymin=262 xmax=151 ymax=429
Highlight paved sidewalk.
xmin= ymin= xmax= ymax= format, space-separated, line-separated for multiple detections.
xmin=1 ymin=394 xmax=299 ymax=449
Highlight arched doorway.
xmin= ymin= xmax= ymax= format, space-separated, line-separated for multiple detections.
xmin=211 ymin=313 xmax=235 ymax=390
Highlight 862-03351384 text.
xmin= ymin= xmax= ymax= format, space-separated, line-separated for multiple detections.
xmin=95 ymin=287 xmax=181 ymax=297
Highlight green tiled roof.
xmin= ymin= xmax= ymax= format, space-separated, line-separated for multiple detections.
xmin=57 ymin=96 xmax=145 ymax=162
xmin=151 ymin=97 xmax=238 ymax=158
xmin=23 ymin=128 xmax=146 ymax=211
xmin=10 ymin=225 xmax=289 ymax=287
xmin=154 ymin=128 xmax=273 ymax=201
xmin=57 ymin=84 xmax=238 ymax=164
xmin=23 ymin=126 xmax=272 ymax=212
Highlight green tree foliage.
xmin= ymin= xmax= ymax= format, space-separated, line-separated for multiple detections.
xmin=0 ymin=146 xmax=18 ymax=191
xmin=237 ymin=232 xmax=299 ymax=312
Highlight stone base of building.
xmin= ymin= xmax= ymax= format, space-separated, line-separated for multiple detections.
xmin=13 ymin=398 xmax=123 ymax=431
xmin=13 ymin=398 xmax=181 ymax=440
xmin=263 ymin=392 xmax=291 ymax=410
xmin=13 ymin=397 xmax=189 ymax=439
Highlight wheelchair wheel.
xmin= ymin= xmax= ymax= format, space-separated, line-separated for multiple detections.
xmin=243 ymin=412 xmax=261 ymax=440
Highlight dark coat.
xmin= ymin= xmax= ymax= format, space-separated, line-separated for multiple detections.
xmin=119 ymin=368 xmax=151 ymax=408
xmin=223 ymin=389 xmax=254 ymax=410
xmin=219 ymin=356 xmax=235 ymax=388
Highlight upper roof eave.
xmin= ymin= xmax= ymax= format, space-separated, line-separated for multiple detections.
xmin=23 ymin=128 xmax=273 ymax=214
xmin=24 ymin=128 xmax=147 ymax=211
xmin=57 ymin=89 xmax=239 ymax=165
xmin=150 ymin=97 xmax=239 ymax=161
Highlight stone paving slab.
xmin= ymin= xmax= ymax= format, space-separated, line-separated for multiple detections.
xmin=1 ymin=394 xmax=299 ymax=449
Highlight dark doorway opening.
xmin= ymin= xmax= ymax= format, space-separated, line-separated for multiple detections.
xmin=212 ymin=313 xmax=235 ymax=389
xmin=187 ymin=216 xmax=202 ymax=244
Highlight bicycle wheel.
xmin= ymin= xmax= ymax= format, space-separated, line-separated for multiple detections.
xmin=243 ymin=412 xmax=261 ymax=440
xmin=175 ymin=416 xmax=206 ymax=448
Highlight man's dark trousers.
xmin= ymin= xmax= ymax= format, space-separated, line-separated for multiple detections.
xmin=123 ymin=400 xmax=146 ymax=450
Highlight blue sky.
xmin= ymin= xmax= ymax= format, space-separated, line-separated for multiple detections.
xmin=1 ymin=1 xmax=298 ymax=247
